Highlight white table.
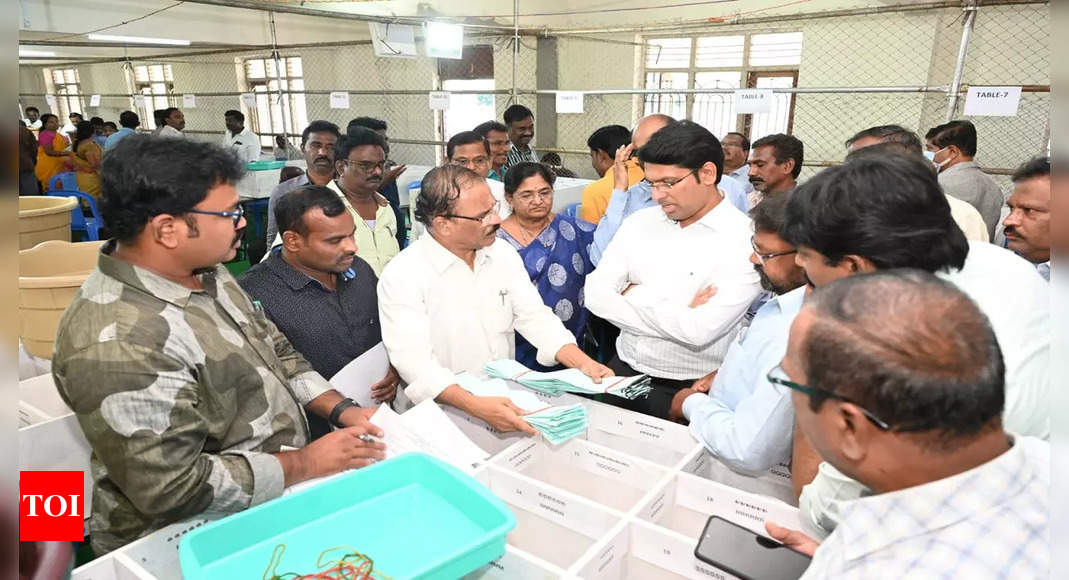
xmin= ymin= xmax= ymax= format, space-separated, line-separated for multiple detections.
xmin=243 ymin=160 xmax=307 ymax=201
xmin=551 ymin=176 xmax=594 ymax=213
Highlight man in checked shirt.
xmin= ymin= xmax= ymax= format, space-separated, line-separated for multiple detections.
xmin=53 ymin=135 xmax=386 ymax=555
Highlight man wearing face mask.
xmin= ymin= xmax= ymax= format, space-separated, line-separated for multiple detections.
xmin=924 ymin=120 xmax=1004 ymax=239
xmin=667 ymin=192 xmax=809 ymax=474
xmin=266 ymin=121 xmax=342 ymax=246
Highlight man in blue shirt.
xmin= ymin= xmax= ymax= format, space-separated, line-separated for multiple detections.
xmin=104 ymin=111 xmax=140 ymax=152
xmin=668 ymin=191 xmax=809 ymax=474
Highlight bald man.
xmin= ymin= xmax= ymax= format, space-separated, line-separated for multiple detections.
xmin=588 ymin=114 xmax=674 ymax=265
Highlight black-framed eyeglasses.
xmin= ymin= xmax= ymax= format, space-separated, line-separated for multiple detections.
xmin=642 ymin=169 xmax=698 ymax=192
xmin=187 ymin=205 xmax=245 ymax=227
xmin=341 ymin=160 xmax=386 ymax=174
xmin=751 ymin=236 xmax=797 ymax=265
xmin=767 ymin=363 xmax=891 ymax=430
xmin=444 ymin=201 xmax=502 ymax=225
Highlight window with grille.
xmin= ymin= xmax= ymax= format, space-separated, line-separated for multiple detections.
xmin=243 ymin=56 xmax=309 ymax=149
xmin=44 ymin=68 xmax=84 ymax=120
xmin=133 ymin=64 xmax=175 ymax=129
xmin=642 ymin=32 xmax=803 ymax=140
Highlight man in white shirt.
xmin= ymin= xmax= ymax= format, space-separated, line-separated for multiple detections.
xmin=157 ymin=107 xmax=185 ymax=138
xmin=764 ymin=270 xmax=1048 ymax=579
xmin=777 ymin=153 xmax=1048 ymax=534
xmin=23 ymin=106 xmax=42 ymax=132
xmin=585 ymin=121 xmax=762 ymax=420
xmin=378 ymin=165 xmax=613 ymax=433
xmin=61 ymin=112 xmax=82 ymax=142
xmin=1003 ymin=156 xmax=1050 ymax=281
xmin=221 ymin=109 xmax=262 ymax=198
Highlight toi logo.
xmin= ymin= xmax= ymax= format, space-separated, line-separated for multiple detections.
xmin=20 ymin=471 xmax=84 ymax=541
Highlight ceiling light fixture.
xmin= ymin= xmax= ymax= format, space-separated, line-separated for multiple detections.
xmin=87 ymin=34 xmax=191 ymax=46
xmin=19 ymin=48 xmax=57 ymax=57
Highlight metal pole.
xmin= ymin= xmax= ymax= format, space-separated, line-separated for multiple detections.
xmin=269 ymin=12 xmax=291 ymax=146
xmin=512 ymin=0 xmax=519 ymax=104
xmin=945 ymin=2 xmax=979 ymax=121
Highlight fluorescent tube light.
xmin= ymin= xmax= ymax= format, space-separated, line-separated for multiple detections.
xmin=87 ymin=34 xmax=191 ymax=46
xmin=19 ymin=48 xmax=57 ymax=57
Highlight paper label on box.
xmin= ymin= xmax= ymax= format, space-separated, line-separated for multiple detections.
xmin=631 ymin=522 xmax=739 ymax=580
xmin=89 ymin=94 xmax=101 ymax=107
xmin=569 ymin=440 xmax=664 ymax=488
xmin=329 ymin=91 xmax=350 ymax=109
xmin=476 ymin=546 xmax=564 ymax=579
xmin=240 ymin=92 xmax=257 ymax=108
xmin=489 ymin=467 xmax=614 ymax=540
xmin=734 ymin=89 xmax=773 ymax=114
xmin=674 ymin=473 xmax=800 ymax=535
xmin=429 ymin=91 xmax=451 ymax=110
xmin=556 ymin=91 xmax=584 ymax=114
xmin=575 ymin=525 xmax=628 ymax=580
xmin=133 ymin=95 xmax=146 ymax=108
xmin=963 ymin=86 xmax=1022 ymax=117
xmin=182 ymin=94 xmax=196 ymax=108
xmin=588 ymin=404 xmax=695 ymax=451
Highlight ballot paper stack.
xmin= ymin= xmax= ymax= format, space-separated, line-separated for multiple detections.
xmin=456 ymin=372 xmax=589 ymax=445
xmin=482 ymin=359 xmax=652 ymax=400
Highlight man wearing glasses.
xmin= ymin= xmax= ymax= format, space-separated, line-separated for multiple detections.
xmin=378 ymin=165 xmax=613 ymax=434
xmin=762 ymin=271 xmax=1048 ymax=578
xmin=52 ymin=136 xmax=387 ymax=555
xmin=585 ymin=121 xmax=762 ymax=421
xmin=268 ymin=128 xmax=400 ymax=275
xmin=667 ymin=192 xmax=809 ymax=474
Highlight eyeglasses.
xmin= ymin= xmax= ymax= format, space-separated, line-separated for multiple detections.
xmin=187 ymin=205 xmax=245 ymax=227
xmin=766 ymin=363 xmax=891 ymax=430
xmin=642 ymin=169 xmax=698 ymax=192
xmin=341 ymin=160 xmax=386 ymax=174
xmin=751 ymin=236 xmax=797 ymax=265
xmin=444 ymin=201 xmax=502 ymax=225
xmin=452 ymin=158 xmax=490 ymax=168
xmin=513 ymin=188 xmax=553 ymax=203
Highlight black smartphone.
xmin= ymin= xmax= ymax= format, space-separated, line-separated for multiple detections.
xmin=693 ymin=516 xmax=811 ymax=580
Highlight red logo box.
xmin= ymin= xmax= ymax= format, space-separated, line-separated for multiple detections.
xmin=20 ymin=471 xmax=84 ymax=541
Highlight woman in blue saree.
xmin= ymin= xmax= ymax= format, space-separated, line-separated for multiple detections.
xmin=498 ymin=162 xmax=596 ymax=371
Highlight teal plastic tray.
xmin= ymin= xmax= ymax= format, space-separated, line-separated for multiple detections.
xmin=178 ymin=453 xmax=515 ymax=580
xmin=246 ymin=160 xmax=287 ymax=171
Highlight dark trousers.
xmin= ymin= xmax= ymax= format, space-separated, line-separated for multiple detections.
xmin=605 ymin=356 xmax=695 ymax=421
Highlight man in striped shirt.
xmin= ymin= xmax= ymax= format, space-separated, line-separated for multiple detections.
xmin=501 ymin=104 xmax=538 ymax=175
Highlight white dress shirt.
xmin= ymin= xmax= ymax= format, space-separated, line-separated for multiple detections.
xmin=223 ymin=127 xmax=263 ymax=199
xmin=682 ymin=286 xmax=806 ymax=474
xmin=946 ymin=193 xmax=990 ymax=242
xmin=377 ymin=235 xmax=576 ymax=404
xmin=157 ymin=125 xmax=184 ymax=139
xmin=585 ymin=201 xmax=762 ymax=380
xmin=801 ymin=436 xmax=1049 ymax=579
xmin=798 ymin=241 xmax=1049 ymax=536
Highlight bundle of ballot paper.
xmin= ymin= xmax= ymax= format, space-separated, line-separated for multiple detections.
xmin=456 ymin=372 xmax=590 ymax=444
xmin=482 ymin=359 xmax=652 ymax=400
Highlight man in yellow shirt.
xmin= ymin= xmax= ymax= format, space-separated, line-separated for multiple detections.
xmin=580 ymin=125 xmax=643 ymax=223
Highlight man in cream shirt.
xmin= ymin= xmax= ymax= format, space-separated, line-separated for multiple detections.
xmin=377 ymin=165 xmax=612 ymax=433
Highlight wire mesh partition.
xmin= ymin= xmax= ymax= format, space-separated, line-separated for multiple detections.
xmin=18 ymin=1 xmax=1050 ymax=182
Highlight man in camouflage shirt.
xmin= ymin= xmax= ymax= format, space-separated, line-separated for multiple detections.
xmin=53 ymin=135 xmax=386 ymax=555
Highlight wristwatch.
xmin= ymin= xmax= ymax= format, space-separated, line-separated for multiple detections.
xmin=328 ymin=397 xmax=359 ymax=428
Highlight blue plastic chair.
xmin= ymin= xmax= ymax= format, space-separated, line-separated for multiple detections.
xmin=563 ymin=202 xmax=581 ymax=219
xmin=47 ymin=190 xmax=101 ymax=241
xmin=48 ymin=172 xmax=79 ymax=192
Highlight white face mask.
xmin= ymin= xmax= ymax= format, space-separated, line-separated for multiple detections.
xmin=924 ymin=147 xmax=952 ymax=170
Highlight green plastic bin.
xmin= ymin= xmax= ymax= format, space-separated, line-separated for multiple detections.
xmin=245 ymin=160 xmax=287 ymax=171
xmin=178 ymin=453 xmax=515 ymax=579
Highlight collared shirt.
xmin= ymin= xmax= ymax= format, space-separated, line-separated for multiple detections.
xmin=801 ymin=436 xmax=1049 ymax=579
xmin=1036 ymin=261 xmax=1050 ymax=281
xmin=799 ymin=240 xmax=1049 ymax=536
xmin=239 ymin=250 xmax=382 ymax=438
xmin=939 ymin=160 xmax=1005 ymax=239
xmin=946 ymin=193 xmax=990 ymax=242
xmin=580 ymin=159 xmax=645 ymax=223
xmin=223 ymin=127 xmax=263 ymax=198
xmin=267 ymin=180 xmax=400 ymax=276
xmin=502 ymin=144 xmax=539 ymax=174
xmin=265 ymin=173 xmax=313 ymax=246
xmin=590 ymin=180 xmax=655 ymax=266
xmin=682 ymin=286 xmax=806 ymax=474
xmin=488 ymin=167 xmax=505 ymax=182
xmin=728 ymin=164 xmax=754 ymax=194
xmin=104 ymin=127 xmax=136 ymax=152
xmin=52 ymin=241 xmax=329 ymax=554
xmin=585 ymin=202 xmax=763 ymax=380
xmin=377 ymin=235 xmax=576 ymax=404
xmin=718 ymin=174 xmax=750 ymax=214
xmin=157 ymin=125 xmax=184 ymax=139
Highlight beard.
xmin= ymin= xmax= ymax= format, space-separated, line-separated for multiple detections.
xmin=755 ymin=265 xmax=780 ymax=293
